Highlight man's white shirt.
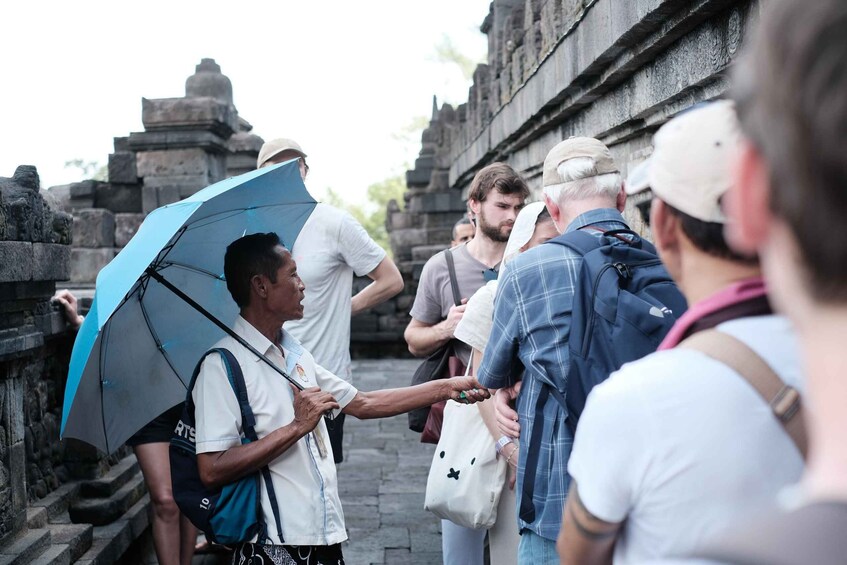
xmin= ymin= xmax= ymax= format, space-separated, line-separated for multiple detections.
xmin=568 ymin=315 xmax=805 ymax=564
xmin=193 ymin=316 xmax=358 ymax=546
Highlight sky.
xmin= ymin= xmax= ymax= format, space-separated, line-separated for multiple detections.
xmin=0 ymin=1 xmax=491 ymax=203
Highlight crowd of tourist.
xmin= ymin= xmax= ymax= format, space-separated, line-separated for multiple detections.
xmin=55 ymin=0 xmax=846 ymax=563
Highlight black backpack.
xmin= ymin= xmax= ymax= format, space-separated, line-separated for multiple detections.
xmin=170 ymin=348 xmax=284 ymax=545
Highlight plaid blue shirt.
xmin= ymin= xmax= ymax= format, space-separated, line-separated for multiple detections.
xmin=477 ymin=208 xmax=629 ymax=540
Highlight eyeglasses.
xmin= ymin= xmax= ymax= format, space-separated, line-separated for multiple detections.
xmin=483 ymin=268 xmax=498 ymax=282
xmin=635 ymin=198 xmax=652 ymax=227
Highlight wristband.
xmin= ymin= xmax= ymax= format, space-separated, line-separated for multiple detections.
xmin=495 ymin=435 xmax=514 ymax=455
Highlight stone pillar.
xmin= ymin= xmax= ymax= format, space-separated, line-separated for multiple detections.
xmin=0 ymin=166 xmax=72 ymax=545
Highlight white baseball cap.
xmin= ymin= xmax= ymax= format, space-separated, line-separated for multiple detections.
xmin=626 ymin=100 xmax=741 ymax=223
xmin=257 ymin=138 xmax=307 ymax=169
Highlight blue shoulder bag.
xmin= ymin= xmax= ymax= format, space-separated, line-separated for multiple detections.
xmin=170 ymin=348 xmax=284 ymax=545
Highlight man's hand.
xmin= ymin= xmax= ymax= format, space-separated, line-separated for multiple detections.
xmin=441 ymin=299 xmax=468 ymax=338
xmin=446 ymin=376 xmax=491 ymax=404
xmin=53 ymin=289 xmax=84 ymax=328
xmin=291 ymin=386 xmax=339 ymax=436
xmin=494 ymin=381 xmax=522 ymax=438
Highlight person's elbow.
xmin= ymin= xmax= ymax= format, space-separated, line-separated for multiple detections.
xmin=197 ymin=453 xmax=225 ymax=490
xmin=404 ymin=326 xmax=423 ymax=357
xmin=374 ymin=261 xmax=404 ymax=298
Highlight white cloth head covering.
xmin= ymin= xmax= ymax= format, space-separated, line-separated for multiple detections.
xmin=454 ymin=202 xmax=549 ymax=354
xmin=499 ymin=201 xmax=547 ymax=281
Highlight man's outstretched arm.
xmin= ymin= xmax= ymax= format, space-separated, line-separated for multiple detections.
xmin=558 ymin=482 xmax=622 ymax=565
xmin=343 ymin=376 xmax=489 ymax=420
xmin=351 ymin=256 xmax=404 ymax=315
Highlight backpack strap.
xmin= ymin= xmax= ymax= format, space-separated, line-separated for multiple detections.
xmin=444 ymin=248 xmax=461 ymax=307
xmin=207 ymin=348 xmax=286 ymax=544
xmin=678 ymin=330 xmax=808 ymax=460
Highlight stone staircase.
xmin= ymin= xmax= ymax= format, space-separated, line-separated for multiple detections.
xmin=0 ymin=455 xmax=151 ymax=565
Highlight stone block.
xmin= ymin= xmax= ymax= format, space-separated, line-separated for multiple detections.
xmin=389 ymin=229 xmax=427 ymax=252
xmin=156 ymin=185 xmax=181 ymax=207
xmin=389 ymin=211 xmax=414 ymax=231
xmin=0 ymin=241 xmax=33 ymax=282
xmin=141 ymin=96 xmax=237 ymax=137
xmin=114 ymin=214 xmax=145 ymax=248
xmin=95 ymin=183 xmax=142 ymax=214
xmin=426 ymin=228 xmax=453 ymax=246
xmin=395 ymin=294 xmax=414 ymax=311
xmin=107 ymin=152 xmax=138 ymax=184
xmin=143 ymin=174 xmax=209 ymax=198
xmin=72 ymin=209 xmax=115 ymax=248
xmin=141 ymin=185 xmax=158 ymax=214
xmin=127 ymin=130 xmax=229 ymax=154
xmin=69 ymin=181 xmax=96 ymax=199
xmin=351 ymin=315 xmax=378 ymax=333
xmin=411 ymin=244 xmax=444 ymax=262
xmin=136 ymin=149 xmax=210 ymax=178
xmin=70 ymin=248 xmax=116 ymax=284
xmin=32 ymin=243 xmax=71 ymax=281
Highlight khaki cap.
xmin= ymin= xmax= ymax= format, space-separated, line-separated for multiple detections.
xmin=257 ymin=138 xmax=307 ymax=168
xmin=626 ymin=100 xmax=741 ymax=223
xmin=542 ymin=137 xmax=619 ymax=188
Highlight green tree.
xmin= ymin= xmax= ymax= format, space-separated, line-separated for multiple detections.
xmin=65 ymin=158 xmax=108 ymax=181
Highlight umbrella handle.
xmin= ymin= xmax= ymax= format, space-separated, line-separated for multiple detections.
xmin=144 ymin=268 xmax=335 ymax=421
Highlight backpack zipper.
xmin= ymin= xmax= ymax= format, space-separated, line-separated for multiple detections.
xmin=580 ymin=259 xmax=663 ymax=357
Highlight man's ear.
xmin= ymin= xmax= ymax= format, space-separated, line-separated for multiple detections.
xmin=725 ymin=139 xmax=773 ymax=255
xmin=543 ymin=193 xmax=564 ymax=233
xmin=651 ymin=199 xmax=679 ymax=256
xmin=250 ymin=275 xmax=267 ymax=298
xmin=615 ymin=183 xmax=626 ymax=212
xmin=468 ymin=198 xmax=481 ymax=217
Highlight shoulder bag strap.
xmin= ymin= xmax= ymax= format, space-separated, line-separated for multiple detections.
xmin=445 ymin=249 xmax=461 ymax=307
xmin=678 ymin=330 xmax=808 ymax=460
xmin=215 ymin=348 xmax=285 ymax=544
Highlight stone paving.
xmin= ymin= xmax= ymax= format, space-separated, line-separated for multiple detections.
xmin=337 ymin=358 xmax=443 ymax=564
xmin=187 ymin=357 xmax=443 ymax=565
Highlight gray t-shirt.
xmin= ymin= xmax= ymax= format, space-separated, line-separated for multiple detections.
xmin=409 ymin=243 xmax=496 ymax=364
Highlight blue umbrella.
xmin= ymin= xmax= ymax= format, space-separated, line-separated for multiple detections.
xmin=61 ymin=159 xmax=317 ymax=453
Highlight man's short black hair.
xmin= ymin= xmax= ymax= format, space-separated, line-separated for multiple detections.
xmin=452 ymin=216 xmax=472 ymax=239
xmin=224 ymin=232 xmax=286 ymax=308
xmin=665 ymin=204 xmax=758 ymax=265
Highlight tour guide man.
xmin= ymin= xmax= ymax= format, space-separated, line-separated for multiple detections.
xmin=192 ymin=232 xmax=489 ymax=565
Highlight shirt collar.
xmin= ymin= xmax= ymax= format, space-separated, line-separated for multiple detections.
xmin=233 ymin=315 xmax=304 ymax=373
xmin=565 ymin=208 xmax=628 ymax=233
xmin=658 ymin=276 xmax=767 ymax=350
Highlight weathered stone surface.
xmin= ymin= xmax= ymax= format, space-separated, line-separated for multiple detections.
xmin=70 ymin=248 xmax=116 ymax=284
xmin=185 ymin=58 xmax=234 ymax=104
xmin=114 ymin=214 xmax=145 ymax=248
xmin=0 ymin=242 xmax=32 ymax=282
xmin=32 ymin=243 xmax=70 ymax=281
xmin=136 ymin=148 xmax=211 ymax=178
xmin=126 ymin=130 xmax=228 ymax=153
xmin=141 ymin=97 xmax=236 ymax=138
xmin=72 ymin=209 xmax=115 ymax=248
xmin=106 ymin=152 xmax=138 ymax=185
xmin=94 ymin=183 xmax=142 ymax=214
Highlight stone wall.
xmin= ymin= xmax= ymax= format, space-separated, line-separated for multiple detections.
xmin=0 ymin=166 xmax=73 ymax=544
xmin=390 ymin=0 xmax=756 ymax=274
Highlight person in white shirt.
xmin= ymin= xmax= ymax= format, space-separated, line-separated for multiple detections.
xmin=257 ymin=139 xmax=403 ymax=463
xmin=194 ymin=232 xmax=488 ymax=565
xmin=556 ymin=102 xmax=805 ymax=564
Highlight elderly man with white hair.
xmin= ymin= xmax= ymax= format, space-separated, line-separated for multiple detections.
xmin=476 ymin=137 xmax=627 ymax=564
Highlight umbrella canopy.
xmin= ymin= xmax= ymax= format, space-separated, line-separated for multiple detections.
xmin=61 ymin=160 xmax=316 ymax=453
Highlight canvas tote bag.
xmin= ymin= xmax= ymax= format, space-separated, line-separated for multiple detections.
xmin=424 ymin=363 xmax=507 ymax=529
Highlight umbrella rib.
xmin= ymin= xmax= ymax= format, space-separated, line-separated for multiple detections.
xmin=138 ymin=291 xmax=187 ymax=393
xmin=159 ymin=261 xmax=224 ymax=281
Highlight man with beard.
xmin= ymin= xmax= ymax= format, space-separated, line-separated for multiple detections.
xmin=405 ymin=162 xmax=529 ymax=565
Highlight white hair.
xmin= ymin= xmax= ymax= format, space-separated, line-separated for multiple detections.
xmin=542 ymin=157 xmax=622 ymax=205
